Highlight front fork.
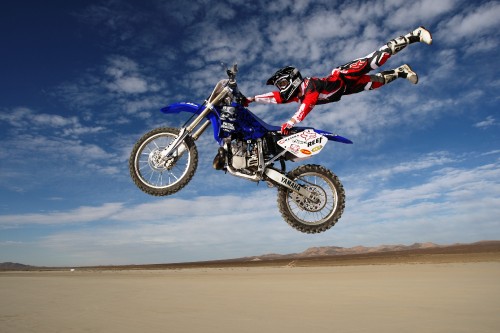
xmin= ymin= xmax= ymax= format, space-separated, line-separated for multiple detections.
xmin=160 ymin=86 xmax=232 ymax=160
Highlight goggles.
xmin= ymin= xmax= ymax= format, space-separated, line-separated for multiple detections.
xmin=275 ymin=77 xmax=291 ymax=91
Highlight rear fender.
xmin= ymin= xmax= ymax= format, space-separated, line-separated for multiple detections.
xmin=313 ymin=129 xmax=353 ymax=144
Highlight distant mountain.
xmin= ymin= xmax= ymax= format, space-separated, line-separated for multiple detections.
xmin=245 ymin=241 xmax=497 ymax=261
xmin=2 ymin=241 xmax=499 ymax=271
xmin=0 ymin=262 xmax=35 ymax=270
xmin=298 ymin=242 xmax=440 ymax=257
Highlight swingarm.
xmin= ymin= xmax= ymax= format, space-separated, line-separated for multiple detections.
xmin=265 ymin=168 xmax=320 ymax=203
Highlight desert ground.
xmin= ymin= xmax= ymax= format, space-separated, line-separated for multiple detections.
xmin=1 ymin=246 xmax=500 ymax=333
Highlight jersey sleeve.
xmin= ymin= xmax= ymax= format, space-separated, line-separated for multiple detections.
xmin=292 ymin=91 xmax=319 ymax=122
xmin=254 ymin=91 xmax=300 ymax=104
xmin=254 ymin=91 xmax=282 ymax=104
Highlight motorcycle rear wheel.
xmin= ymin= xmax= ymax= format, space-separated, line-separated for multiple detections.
xmin=277 ymin=164 xmax=345 ymax=234
xmin=129 ymin=127 xmax=198 ymax=196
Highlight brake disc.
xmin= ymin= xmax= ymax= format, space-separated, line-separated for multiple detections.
xmin=148 ymin=149 xmax=177 ymax=171
xmin=290 ymin=184 xmax=327 ymax=212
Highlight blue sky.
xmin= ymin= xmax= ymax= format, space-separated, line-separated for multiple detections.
xmin=1 ymin=0 xmax=499 ymax=266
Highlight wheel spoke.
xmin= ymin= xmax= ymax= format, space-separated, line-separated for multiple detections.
xmin=277 ymin=165 xmax=345 ymax=233
xmin=129 ymin=127 xmax=198 ymax=197
xmin=134 ymin=132 xmax=191 ymax=189
xmin=288 ymin=174 xmax=337 ymax=224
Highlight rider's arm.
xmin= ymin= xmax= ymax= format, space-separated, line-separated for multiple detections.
xmin=252 ymin=91 xmax=299 ymax=104
xmin=280 ymin=91 xmax=319 ymax=134
xmin=289 ymin=90 xmax=319 ymax=124
xmin=253 ymin=91 xmax=282 ymax=104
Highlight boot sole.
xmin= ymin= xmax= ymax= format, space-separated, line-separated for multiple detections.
xmin=401 ymin=64 xmax=418 ymax=84
xmin=417 ymin=26 xmax=433 ymax=45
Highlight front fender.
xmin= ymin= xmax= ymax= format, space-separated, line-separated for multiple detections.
xmin=160 ymin=102 xmax=222 ymax=142
xmin=161 ymin=102 xmax=204 ymax=115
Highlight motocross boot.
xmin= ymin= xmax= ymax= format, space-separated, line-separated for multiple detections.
xmin=386 ymin=26 xmax=433 ymax=55
xmin=212 ymin=147 xmax=226 ymax=170
xmin=374 ymin=64 xmax=418 ymax=84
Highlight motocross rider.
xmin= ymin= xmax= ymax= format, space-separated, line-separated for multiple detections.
xmin=246 ymin=26 xmax=433 ymax=135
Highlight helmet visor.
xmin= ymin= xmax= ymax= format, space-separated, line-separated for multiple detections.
xmin=275 ymin=77 xmax=291 ymax=91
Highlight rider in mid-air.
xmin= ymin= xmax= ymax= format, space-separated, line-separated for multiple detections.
xmin=246 ymin=26 xmax=433 ymax=134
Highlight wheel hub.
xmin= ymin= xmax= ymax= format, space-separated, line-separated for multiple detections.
xmin=148 ymin=149 xmax=176 ymax=171
xmin=291 ymin=185 xmax=326 ymax=212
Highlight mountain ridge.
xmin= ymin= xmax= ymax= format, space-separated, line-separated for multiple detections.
xmin=244 ymin=240 xmax=498 ymax=261
xmin=2 ymin=240 xmax=499 ymax=270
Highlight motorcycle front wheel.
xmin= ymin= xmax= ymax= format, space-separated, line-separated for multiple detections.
xmin=277 ymin=164 xmax=345 ymax=234
xmin=129 ymin=127 xmax=198 ymax=196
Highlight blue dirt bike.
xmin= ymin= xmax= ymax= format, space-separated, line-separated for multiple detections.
xmin=129 ymin=64 xmax=352 ymax=233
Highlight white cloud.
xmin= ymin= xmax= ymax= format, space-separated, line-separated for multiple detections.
xmin=0 ymin=192 xmax=277 ymax=227
xmin=437 ymin=1 xmax=500 ymax=46
xmin=20 ymin=135 xmax=112 ymax=160
xmin=365 ymin=152 xmax=457 ymax=180
xmin=104 ymin=55 xmax=163 ymax=95
xmin=0 ymin=203 xmax=124 ymax=226
xmin=2 ymin=151 xmax=499 ymax=265
xmin=0 ymin=107 xmax=105 ymax=138
xmin=474 ymin=116 xmax=496 ymax=129
xmin=443 ymin=2 xmax=500 ymax=58
xmin=337 ymin=156 xmax=500 ymax=247
xmin=124 ymin=96 xmax=165 ymax=114
xmin=388 ymin=0 xmax=456 ymax=28
xmin=31 ymin=113 xmax=78 ymax=127
xmin=106 ymin=55 xmax=139 ymax=75
xmin=481 ymin=150 xmax=500 ymax=156
xmin=0 ymin=107 xmax=31 ymax=126
xmin=108 ymin=76 xmax=148 ymax=94
xmin=0 ymin=132 xmax=122 ymax=191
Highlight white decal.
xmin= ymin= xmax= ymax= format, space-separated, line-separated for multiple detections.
xmin=277 ymin=129 xmax=328 ymax=159
xmin=221 ymin=122 xmax=235 ymax=131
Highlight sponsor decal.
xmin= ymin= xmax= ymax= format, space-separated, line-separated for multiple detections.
xmin=278 ymin=130 xmax=326 ymax=157
xmin=312 ymin=145 xmax=323 ymax=153
xmin=300 ymin=130 xmax=317 ymax=141
xmin=280 ymin=176 xmax=301 ymax=191
xmin=290 ymin=144 xmax=300 ymax=153
xmin=221 ymin=122 xmax=235 ymax=131
xmin=278 ymin=135 xmax=306 ymax=145
xmin=300 ymin=149 xmax=312 ymax=155
xmin=349 ymin=59 xmax=367 ymax=70
xmin=307 ymin=137 xmax=323 ymax=147
xmin=293 ymin=139 xmax=307 ymax=144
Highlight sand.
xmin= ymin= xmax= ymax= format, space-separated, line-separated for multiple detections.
xmin=1 ymin=262 xmax=499 ymax=333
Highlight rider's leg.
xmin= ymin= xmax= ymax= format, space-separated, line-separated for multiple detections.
xmin=336 ymin=48 xmax=390 ymax=78
xmin=335 ymin=26 xmax=432 ymax=78
xmin=340 ymin=63 xmax=418 ymax=95
xmin=386 ymin=26 xmax=433 ymax=55
xmin=371 ymin=64 xmax=419 ymax=86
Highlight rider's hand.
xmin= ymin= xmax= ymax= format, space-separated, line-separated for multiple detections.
xmin=280 ymin=120 xmax=294 ymax=135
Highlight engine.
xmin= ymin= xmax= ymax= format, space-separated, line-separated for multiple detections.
xmin=229 ymin=139 xmax=259 ymax=170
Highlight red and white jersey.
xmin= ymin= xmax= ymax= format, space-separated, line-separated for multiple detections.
xmin=254 ymin=70 xmax=346 ymax=123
